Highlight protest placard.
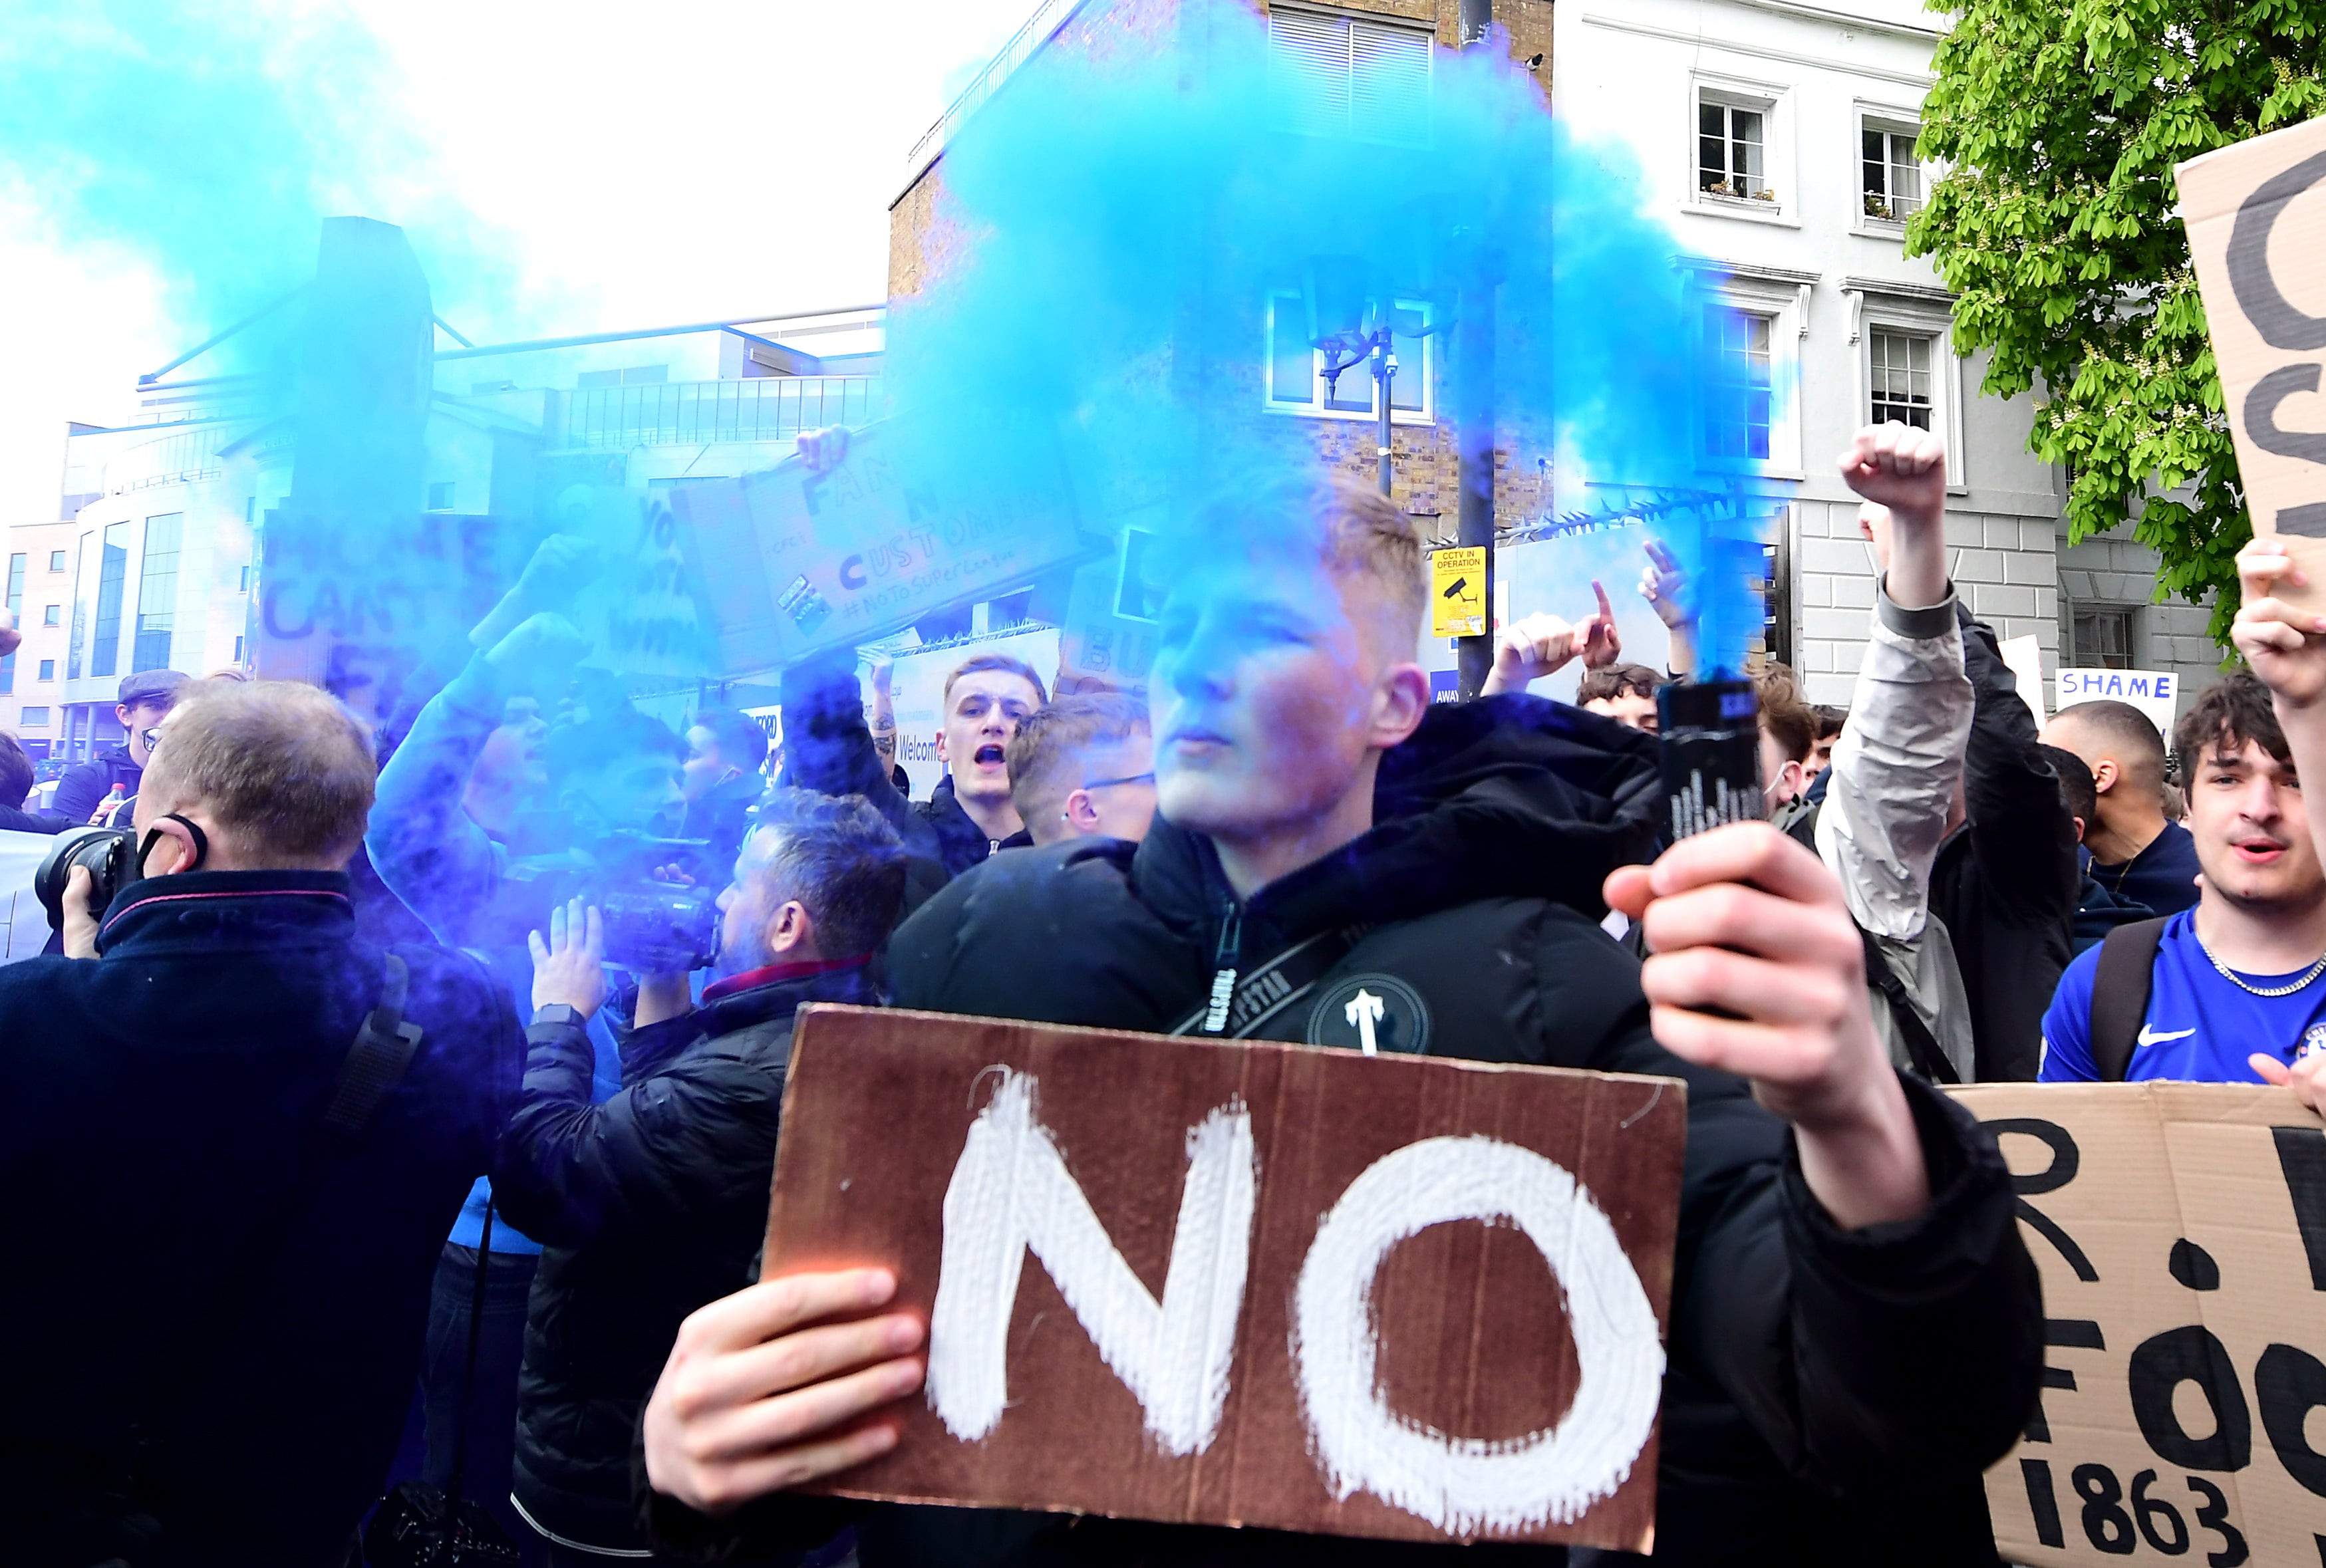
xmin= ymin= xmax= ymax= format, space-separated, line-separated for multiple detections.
xmin=1950 ymin=1083 xmax=2326 ymax=1567
xmin=2180 ymin=112 xmax=2326 ymax=610
xmin=762 ymin=1005 xmax=1687 ymax=1550
xmin=667 ymin=419 xmax=1099 ymax=681
xmin=2056 ymin=668 xmax=2179 ymax=738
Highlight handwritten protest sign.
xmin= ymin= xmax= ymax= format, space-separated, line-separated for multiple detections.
xmin=762 ymin=1005 xmax=1685 ymax=1549
xmin=667 ymin=419 xmax=1098 ymax=681
xmin=2057 ymin=668 xmax=2178 ymax=738
xmin=2180 ymin=112 xmax=2326 ymax=609
xmin=1951 ymin=1083 xmax=2326 ymax=1567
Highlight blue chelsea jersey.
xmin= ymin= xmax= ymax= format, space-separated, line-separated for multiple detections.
xmin=2041 ymin=910 xmax=2326 ymax=1082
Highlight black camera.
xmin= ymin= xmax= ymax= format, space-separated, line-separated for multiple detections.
xmin=1657 ymin=677 xmax=1767 ymax=841
xmin=598 ymin=882 xmax=720 ymax=975
xmin=35 ymin=825 xmax=142 ymax=932
xmin=502 ymin=830 xmax=722 ymax=974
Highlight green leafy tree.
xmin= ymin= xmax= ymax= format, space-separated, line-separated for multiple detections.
xmin=1909 ymin=0 xmax=2325 ymax=647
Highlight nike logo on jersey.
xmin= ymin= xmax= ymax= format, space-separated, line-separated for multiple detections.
xmin=2136 ymin=1025 xmax=2197 ymax=1048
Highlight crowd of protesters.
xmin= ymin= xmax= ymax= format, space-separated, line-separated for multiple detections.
xmin=1 ymin=416 xmax=2321 ymax=1568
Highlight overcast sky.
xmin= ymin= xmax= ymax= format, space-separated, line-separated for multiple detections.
xmin=0 ymin=0 xmax=1037 ymax=528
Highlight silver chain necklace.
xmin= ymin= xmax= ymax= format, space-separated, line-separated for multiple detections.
xmin=2195 ymin=930 xmax=2326 ymax=997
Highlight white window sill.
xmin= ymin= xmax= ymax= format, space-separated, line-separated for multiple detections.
xmin=1852 ymin=216 xmax=1912 ymax=240
xmin=1262 ymin=403 xmax=1437 ymax=427
xmin=1685 ymin=195 xmax=1799 ymax=229
xmin=1697 ymin=456 xmax=1804 ymax=481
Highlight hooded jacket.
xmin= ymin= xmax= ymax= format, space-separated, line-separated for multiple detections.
xmin=639 ymin=696 xmax=2041 ymax=1567
xmin=494 ymin=961 xmax=882 ymax=1553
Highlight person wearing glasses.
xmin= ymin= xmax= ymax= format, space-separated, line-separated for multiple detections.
xmin=1002 ymin=692 xmax=1157 ymax=849
xmin=53 ymin=668 xmax=191 ymax=826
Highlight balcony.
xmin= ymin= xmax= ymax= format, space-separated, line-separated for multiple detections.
xmin=555 ymin=376 xmax=883 ymax=453
xmin=102 ymin=427 xmax=230 ymax=495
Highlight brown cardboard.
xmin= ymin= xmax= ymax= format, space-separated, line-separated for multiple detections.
xmin=1949 ymin=1083 xmax=2326 ymax=1567
xmin=2178 ymin=113 xmax=2326 ymax=606
xmin=667 ymin=418 xmax=1099 ymax=680
xmin=763 ymin=1005 xmax=1688 ymax=1549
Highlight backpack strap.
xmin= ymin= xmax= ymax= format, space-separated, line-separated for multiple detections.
xmin=1857 ymin=924 xmax=1960 ymax=1085
xmin=1170 ymin=926 xmax=1369 ymax=1038
xmin=316 ymin=952 xmax=424 ymax=1145
xmin=2091 ymin=916 xmax=2169 ymax=1082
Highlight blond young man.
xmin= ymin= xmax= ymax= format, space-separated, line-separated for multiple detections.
xmin=1003 ymin=692 xmax=1157 ymax=847
xmin=635 ymin=473 xmax=2039 ymax=1568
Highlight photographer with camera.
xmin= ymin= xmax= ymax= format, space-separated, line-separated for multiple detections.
xmin=2 ymin=679 xmax=522 ymax=1568
xmin=490 ymin=789 xmax=908 ymax=1563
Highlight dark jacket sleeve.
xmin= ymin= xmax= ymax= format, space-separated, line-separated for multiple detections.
xmin=366 ymin=654 xmax=508 ymax=949
xmin=1958 ymin=606 xmax=2080 ymax=924
xmin=778 ymin=653 xmax=937 ymax=859
xmin=0 ymin=802 xmax=68 ymax=834
xmin=489 ymin=1015 xmax=786 ymax=1247
xmin=633 ymin=1427 xmax=865 ymax=1567
xmin=49 ymin=761 xmax=109 ymax=826
xmin=1564 ymin=919 xmax=2043 ymax=1499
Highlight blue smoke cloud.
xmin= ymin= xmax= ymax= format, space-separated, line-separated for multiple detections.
xmin=885 ymin=0 xmax=1761 ymax=674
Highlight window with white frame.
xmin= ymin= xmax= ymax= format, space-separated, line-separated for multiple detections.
xmin=1861 ymin=118 xmax=1923 ymax=223
xmin=1705 ymin=307 xmax=1775 ymax=461
xmin=1698 ymin=94 xmax=1773 ymax=203
xmin=1868 ymin=328 xmax=1934 ymax=429
xmin=1264 ymin=293 xmax=1432 ymax=420
xmin=1269 ymin=9 xmax=1432 ymax=146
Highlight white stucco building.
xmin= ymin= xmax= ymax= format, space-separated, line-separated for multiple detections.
xmin=1551 ymin=0 xmax=2218 ymax=705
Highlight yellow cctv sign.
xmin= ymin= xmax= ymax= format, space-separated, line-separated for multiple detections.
xmin=1431 ymin=547 xmax=1487 ymax=637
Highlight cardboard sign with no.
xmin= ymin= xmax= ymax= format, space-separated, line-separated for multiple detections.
xmin=764 ymin=1005 xmax=1687 ymax=1549
xmin=1950 ymin=1083 xmax=2326 ymax=1567
xmin=2180 ymin=113 xmax=2326 ymax=606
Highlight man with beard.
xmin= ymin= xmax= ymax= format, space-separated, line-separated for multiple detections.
xmin=634 ymin=452 xmax=2040 ymax=1567
xmin=490 ymin=790 xmax=909 ymax=1563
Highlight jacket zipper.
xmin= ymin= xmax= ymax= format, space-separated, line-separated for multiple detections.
xmin=1203 ymin=900 xmax=1242 ymax=1033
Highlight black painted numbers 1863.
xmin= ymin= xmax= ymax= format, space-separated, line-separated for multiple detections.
xmin=2020 ymin=1460 xmax=2246 ymax=1564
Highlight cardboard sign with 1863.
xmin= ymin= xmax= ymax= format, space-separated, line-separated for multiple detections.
xmin=666 ymin=418 xmax=1103 ymax=682
xmin=762 ymin=1005 xmax=1687 ymax=1551
xmin=1951 ymin=1083 xmax=2326 ymax=1567
xmin=255 ymin=505 xmax=537 ymax=726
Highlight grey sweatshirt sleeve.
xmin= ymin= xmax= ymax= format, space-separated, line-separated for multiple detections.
xmin=1813 ymin=582 xmax=1973 ymax=941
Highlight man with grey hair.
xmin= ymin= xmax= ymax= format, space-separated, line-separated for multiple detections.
xmin=4 ymin=678 xmax=522 ymax=1567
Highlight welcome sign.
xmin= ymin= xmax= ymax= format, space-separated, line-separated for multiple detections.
xmin=762 ymin=1006 xmax=1687 ymax=1549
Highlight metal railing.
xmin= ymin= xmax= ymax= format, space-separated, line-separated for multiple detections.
xmin=901 ymin=0 xmax=1088 ymax=184
xmin=102 ymin=428 xmax=227 ymax=495
xmin=555 ymin=376 xmax=883 ymax=452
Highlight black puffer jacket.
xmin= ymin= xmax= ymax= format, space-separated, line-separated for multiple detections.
xmin=1928 ymin=604 xmax=2080 ymax=1082
xmin=642 ymin=697 xmax=2042 ymax=1567
xmin=494 ymin=962 xmax=880 ymax=1551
